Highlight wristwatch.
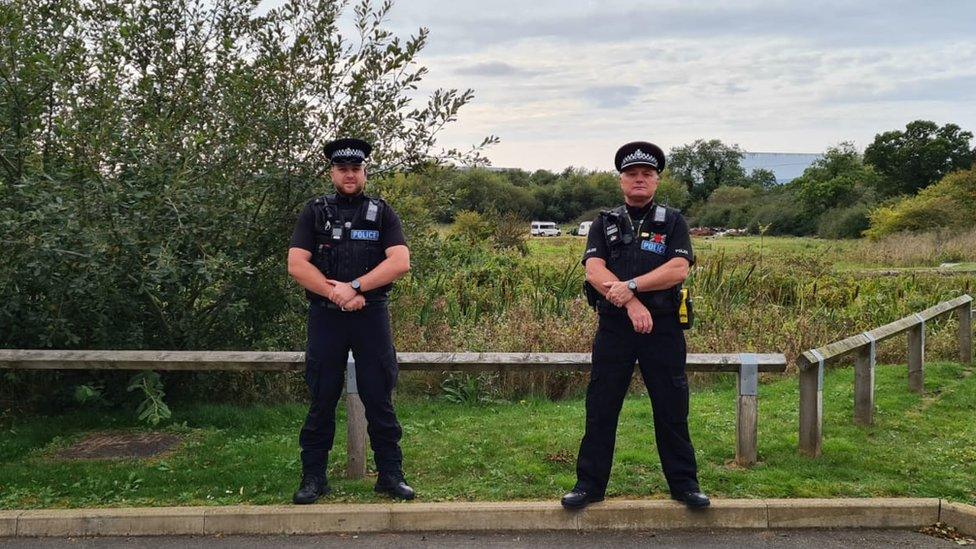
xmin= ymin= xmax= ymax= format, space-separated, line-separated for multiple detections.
xmin=627 ymin=279 xmax=638 ymax=292
xmin=350 ymin=279 xmax=362 ymax=293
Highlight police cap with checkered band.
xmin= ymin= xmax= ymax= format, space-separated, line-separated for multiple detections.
xmin=325 ymin=138 xmax=372 ymax=165
xmin=614 ymin=141 xmax=665 ymax=172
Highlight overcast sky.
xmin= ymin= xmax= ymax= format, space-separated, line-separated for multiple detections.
xmin=261 ymin=0 xmax=976 ymax=171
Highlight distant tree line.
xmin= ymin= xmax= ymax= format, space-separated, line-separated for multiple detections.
xmin=409 ymin=120 xmax=975 ymax=239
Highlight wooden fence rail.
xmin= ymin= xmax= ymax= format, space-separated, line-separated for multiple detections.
xmin=794 ymin=294 xmax=973 ymax=458
xmin=0 ymin=350 xmax=786 ymax=476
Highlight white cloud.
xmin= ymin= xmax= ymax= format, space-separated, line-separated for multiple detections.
xmin=260 ymin=0 xmax=976 ymax=170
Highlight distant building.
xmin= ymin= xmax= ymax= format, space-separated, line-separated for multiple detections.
xmin=741 ymin=152 xmax=821 ymax=184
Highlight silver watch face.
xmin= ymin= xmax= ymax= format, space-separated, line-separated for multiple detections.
xmin=351 ymin=280 xmax=361 ymax=290
xmin=628 ymin=281 xmax=637 ymax=290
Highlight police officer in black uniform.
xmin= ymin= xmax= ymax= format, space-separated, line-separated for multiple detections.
xmin=561 ymin=141 xmax=709 ymax=510
xmin=287 ymin=138 xmax=415 ymax=503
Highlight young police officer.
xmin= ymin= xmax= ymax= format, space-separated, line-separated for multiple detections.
xmin=287 ymin=138 xmax=414 ymax=503
xmin=561 ymin=141 xmax=709 ymax=510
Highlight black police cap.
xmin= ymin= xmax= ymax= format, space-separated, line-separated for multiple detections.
xmin=324 ymin=138 xmax=372 ymax=165
xmin=614 ymin=141 xmax=665 ymax=172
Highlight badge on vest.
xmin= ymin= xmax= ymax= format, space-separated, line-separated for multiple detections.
xmin=641 ymin=234 xmax=667 ymax=255
xmin=641 ymin=240 xmax=667 ymax=254
xmin=350 ymin=229 xmax=380 ymax=241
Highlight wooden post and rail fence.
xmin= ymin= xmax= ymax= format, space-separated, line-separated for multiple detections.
xmin=0 ymin=350 xmax=786 ymax=476
xmin=0 ymin=294 xmax=971 ymax=475
xmin=795 ymin=294 xmax=973 ymax=457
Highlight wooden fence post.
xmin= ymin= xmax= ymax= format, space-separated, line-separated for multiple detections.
xmin=735 ymin=354 xmax=758 ymax=466
xmin=854 ymin=333 xmax=876 ymax=426
xmin=908 ymin=314 xmax=925 ymax=394
xmin=345 ymin=351 xmax=368 ymax=479
xmin=798 ymin=351 xmax=823 ymax=457
xmin=959 ymin=305 xmax=973 ymax=365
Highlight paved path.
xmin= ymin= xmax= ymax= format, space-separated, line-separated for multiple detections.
xmin=0 ymin=529 xmax=960 ymax=548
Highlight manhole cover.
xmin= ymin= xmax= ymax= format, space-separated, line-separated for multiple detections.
xmin=55 ymin=432 xmax=182 ymax=460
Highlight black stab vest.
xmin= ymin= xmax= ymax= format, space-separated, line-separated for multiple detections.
xmin=309 ymin=194 xmax=392 ymax=303
xmin=590 ymin=203 xmax=683 ymax=314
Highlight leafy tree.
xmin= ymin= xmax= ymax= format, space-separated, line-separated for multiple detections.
xmin=667 ymin=139 xmax=746 ymax=201
xmin=0 ymin=0 xmax=488 ymax=350
xmin=655 ymin=171 xmax=691 ymax=209
xmin=0 ymin=0 xmax=491 ymax=417
xmin=790 ymin=142 xmax=880 ymax=215
xmin=743 ymin=168 xmax=778 ymax=189
xmin=864 ymin=120 xmax=975 ymax=196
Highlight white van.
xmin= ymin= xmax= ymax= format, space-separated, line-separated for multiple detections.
xmin=577 ymin=221 xmax=592 ymax=236
xmin=530 ymin=221 xmax=561 ymax=237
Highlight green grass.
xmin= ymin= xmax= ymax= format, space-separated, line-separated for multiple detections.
xmin=2 ymin=362 xmax=974 ymax=509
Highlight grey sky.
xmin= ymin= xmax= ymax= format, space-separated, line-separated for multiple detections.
xmin=261 ymin=0 xmax=976 ymax=171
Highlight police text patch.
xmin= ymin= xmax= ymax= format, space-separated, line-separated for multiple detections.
xmin=641 ymin=240 xmax=667 ymax=255
xmin=350 ymin=229 xmax=380 ymax=241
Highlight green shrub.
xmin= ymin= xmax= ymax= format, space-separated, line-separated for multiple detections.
xmin=865 ymin=168 xmax=976 ymax=239
xmin=817 ymin=203 xmax=872 ymax=239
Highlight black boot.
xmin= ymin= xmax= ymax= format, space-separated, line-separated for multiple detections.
xmin=672 ymin=490 xmax=710 ymax=509
xmin=374 ymin=473 xmax=415 ymax=500
xmin=560 ymin=488 xmax=604 ymax=510
xmin=292 ymin=474 xmax=330 ymax=504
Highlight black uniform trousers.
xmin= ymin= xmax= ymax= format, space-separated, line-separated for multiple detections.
xmin=575 ymin=312 xmax=700 ymax=497
xmin=299 ymin=301 xmax=403 ymax=478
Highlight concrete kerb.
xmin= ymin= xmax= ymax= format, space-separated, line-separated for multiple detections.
xmin=941 ymin=501 xmax=976 ymax=537
xmin=0 ymin=510 xmax=23 ymax=537
xmin=765 ymin=498 xmax=940 ymax=529
xmin=0 ymin=498 xmax=965 ymax=537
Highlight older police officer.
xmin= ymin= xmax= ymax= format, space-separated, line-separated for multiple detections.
xmin=561 ymin=142 xmax=709 ymax=510
xmin=287 ymin=138 xmax=414 ymax=503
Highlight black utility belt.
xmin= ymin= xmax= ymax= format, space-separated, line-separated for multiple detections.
xmin=310 ymin=298 xmax=388 ymax=310
xmin=595 ymin=302 xmax=676 ymax=316
xmin=594 ymin=289 xmax=694 ymax=330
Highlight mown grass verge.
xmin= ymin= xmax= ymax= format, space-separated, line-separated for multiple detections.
xmin=1 ymin=361 xmax=974 ymax=509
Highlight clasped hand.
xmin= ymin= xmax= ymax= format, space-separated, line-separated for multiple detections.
xmin=602 ymin=280 xmax=634 ymax=307
xmin=603 ymin=280 xmax=652 ymax=333
xmin=328 ymin=281 xmax=365 ymax=312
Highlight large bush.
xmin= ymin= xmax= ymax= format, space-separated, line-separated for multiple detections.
xmin=817 ymin=204 xmax=872 ymax=239
xmin=864 ymin=168 xmax=976 ymax=239
xmin=694 ymin=186 xmax=757 ymax=228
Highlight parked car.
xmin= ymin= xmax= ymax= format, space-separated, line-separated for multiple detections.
xmin=530 ymin=221 xmax=561 ymax=236
xmin=577 ymin=221 xmax=592 ymax=236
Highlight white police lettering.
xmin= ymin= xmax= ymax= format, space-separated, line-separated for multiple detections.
xmin=606 ymin=225 xmax=618 ymax=235
xmin=331 ymin=147 xmax=365 ymax=160
xmin=350 ymin=229 xmax=380 ymax=241
xmin=621 ymin=149 xmax=658 ymax=168
xmin=585 ymin=247 xmax=597 ymax=254
xmin=675 ymin=248 xmax=689 ymax=255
